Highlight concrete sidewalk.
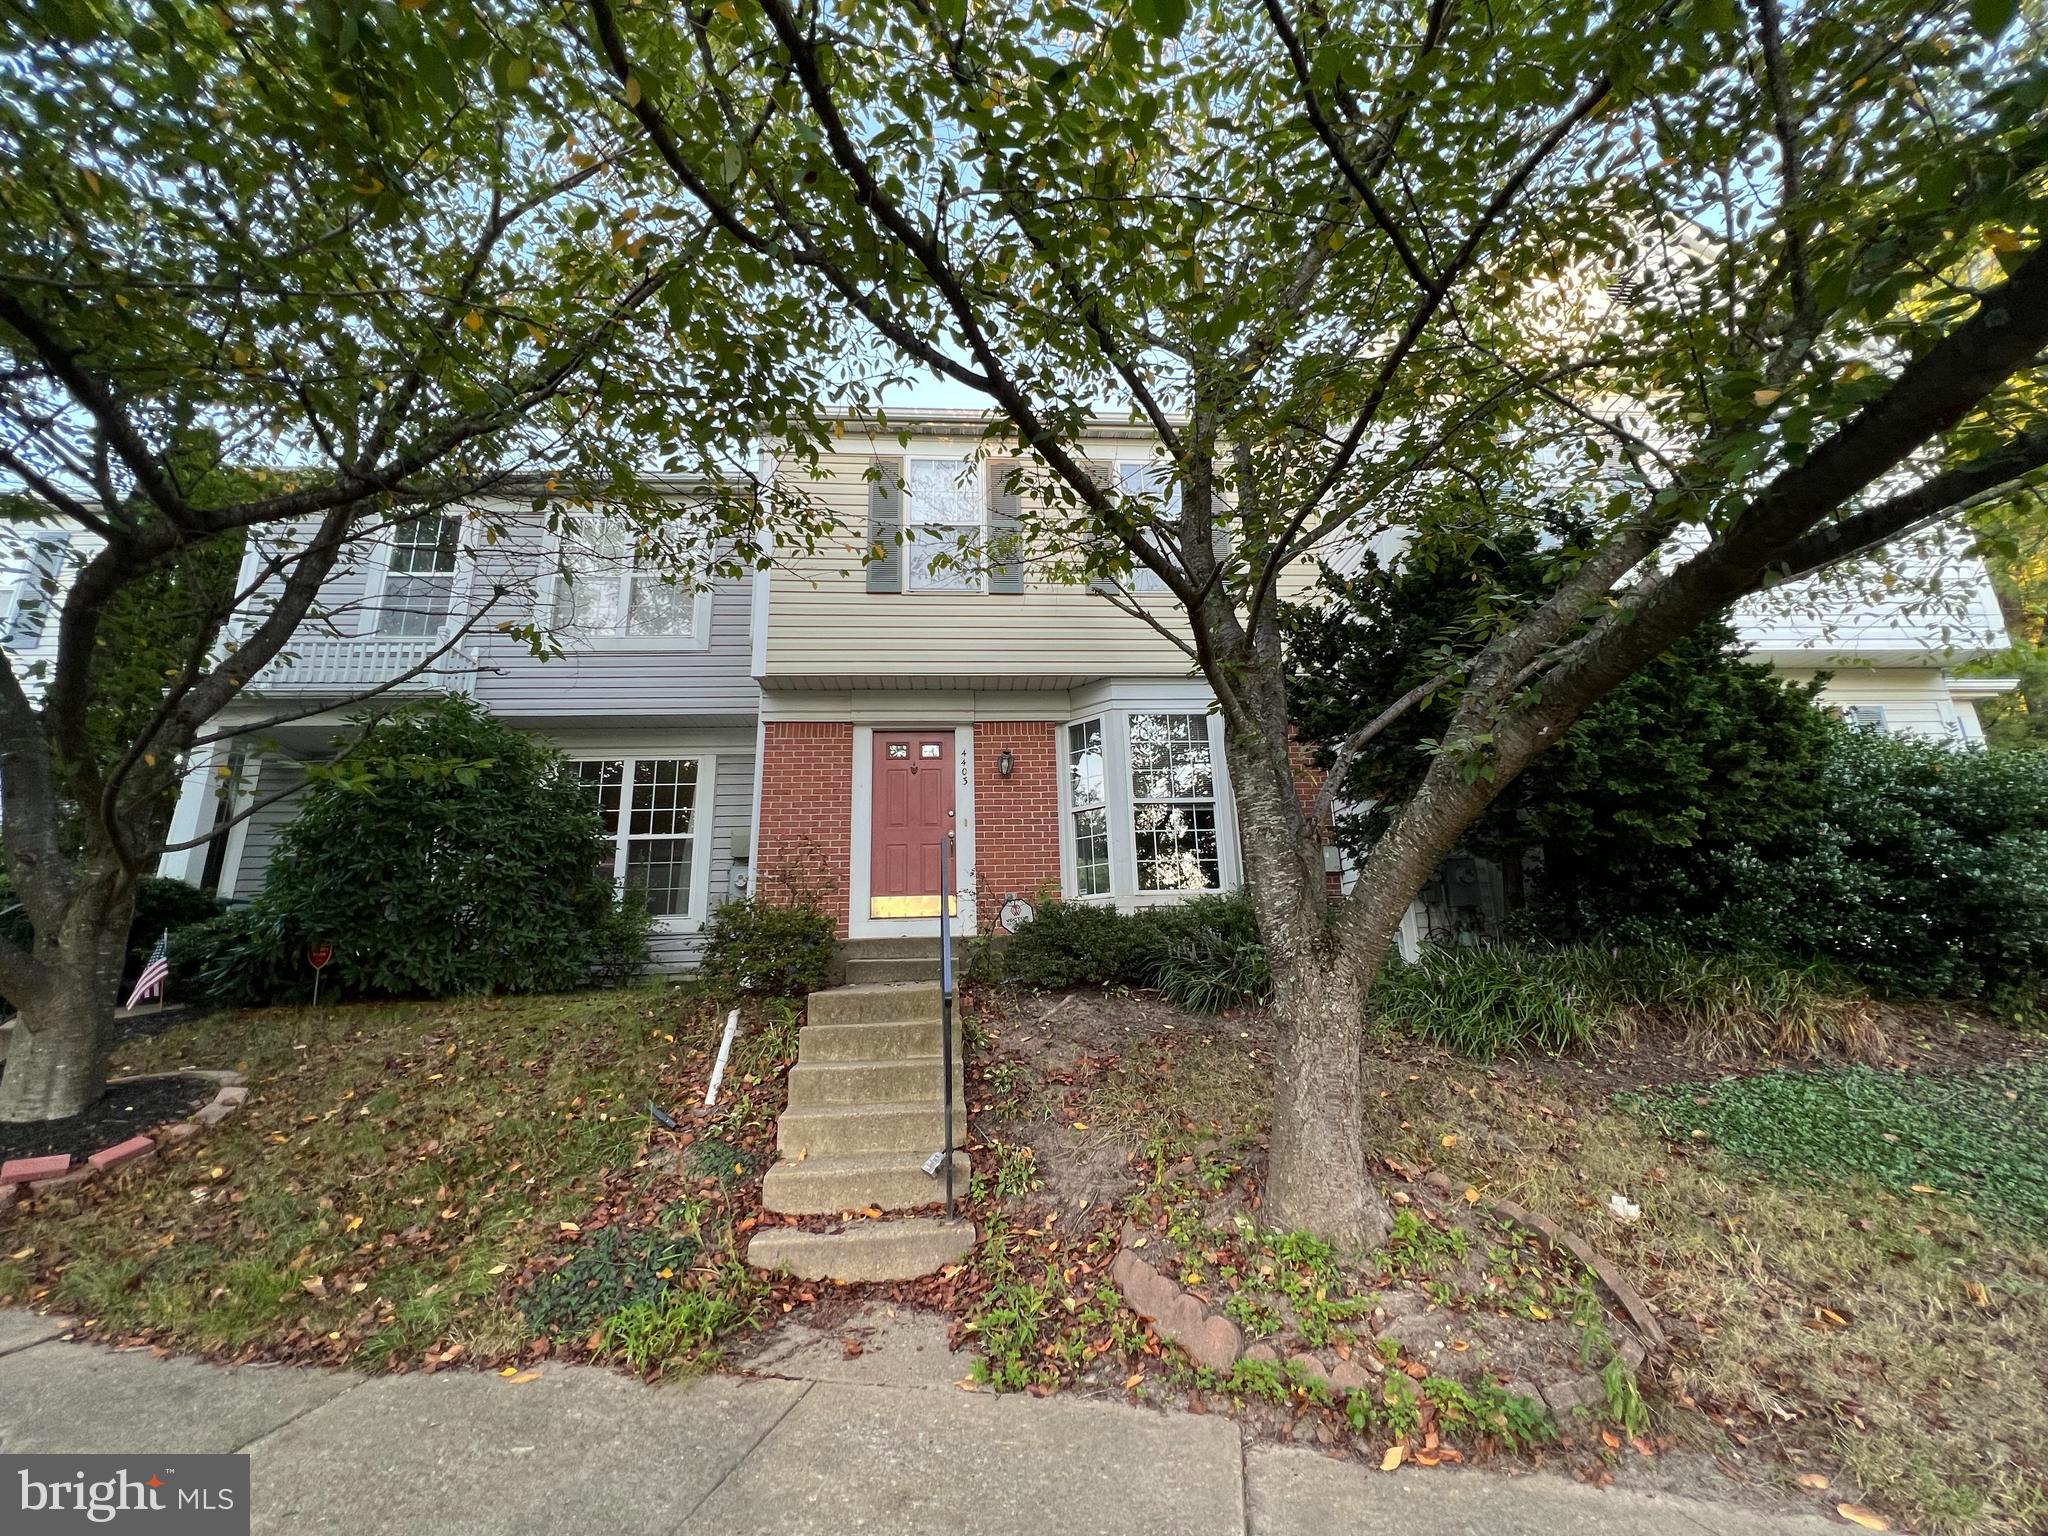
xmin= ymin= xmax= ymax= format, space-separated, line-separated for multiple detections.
xmin=1 ymin=1308 xmax=1840 ymax=1535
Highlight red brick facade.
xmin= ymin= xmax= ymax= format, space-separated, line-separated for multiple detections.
xmin=970 ymin=721 xmax=1062 ymax=931
xmin=757 ymin=721 xmax=854 ymax=935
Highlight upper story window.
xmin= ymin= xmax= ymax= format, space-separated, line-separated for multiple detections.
xmin=904 ymin=456 xmax=984 ymax=592
xmin=1114 ymin=461 xmax=1179 ymax=595
xmin=553 ymin=518 xmax=709 ymax=644
xmin=572 ymin=755 xmax=702 ymax=920
xmin=375 ymin=514 xmax=462 ymax=636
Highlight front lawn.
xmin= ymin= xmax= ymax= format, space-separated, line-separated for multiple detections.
xmin=0 ymin=985 xmax=794 ymax=1374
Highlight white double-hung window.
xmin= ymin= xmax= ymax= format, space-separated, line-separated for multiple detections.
xmin=374 ymin=514 xmax=463 ymax=636
xmin=553 ymin=517 xmax=709 ymax=645
xmin=1113 ymin=461 xmax=1179 ymax=595
xmin=1067 ymin=720 xmax=1111 ymax=898
xmin=904 ymin=456 xmax=984 ymax=591
xmin=1063 ymin=710 xmax=1230 ymax=903
xmin=572 ymin=756 xmax=706 ymax=921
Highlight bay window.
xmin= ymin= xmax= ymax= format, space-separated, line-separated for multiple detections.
xmin=572 ymin=756 xmax=702 ymax=920
xmin=1062 ymin=709 xmax=1231 ymax=904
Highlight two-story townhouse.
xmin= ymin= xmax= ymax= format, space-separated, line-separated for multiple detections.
xmin=747 ymin=412 xmax=1250 ymax=943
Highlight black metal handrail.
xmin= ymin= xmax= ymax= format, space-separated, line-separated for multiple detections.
xmin=937 ymin=831 xmax=957 ymax=1219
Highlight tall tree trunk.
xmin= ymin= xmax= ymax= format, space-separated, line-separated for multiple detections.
xmin=1223 ymin=724 xmax=1393 ymax=1252
xmin=0 ymin=883 xmax=132 ymax=1123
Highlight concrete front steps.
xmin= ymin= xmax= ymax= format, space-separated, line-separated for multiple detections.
xmin=748 ymin=979 xmax=973 ymax=1283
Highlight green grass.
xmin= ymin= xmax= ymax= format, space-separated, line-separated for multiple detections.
xmin=1370 ymin=942 xmax=1877 ymax=1060
xmin=0 ymin=984 xmax=776 ymax=1372
xmin=1393 ymin=1061 xmax=2048 ymax=1536
xmin=1627 ymin=1060 xmax=2048 ymax=1237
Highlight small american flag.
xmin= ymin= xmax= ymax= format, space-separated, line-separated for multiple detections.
xmin=125 ymin=930 xmax=170 ymax=1010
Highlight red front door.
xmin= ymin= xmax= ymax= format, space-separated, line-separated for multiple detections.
xmin=870 ymin=731 xmax=955 ymax=918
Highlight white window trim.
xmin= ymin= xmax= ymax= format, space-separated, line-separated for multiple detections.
xmin=568 ymin=751 xmax=718 ymax=932
xmin=1055 ymin=707 xmax=1240 ymax=910
xmin=361 ymin=512 xmax=472 ymax=639
xmin=900 ymin=446 xmax=990 ymax=597
xmin=545 ymin=518 xmax=714 ymax=652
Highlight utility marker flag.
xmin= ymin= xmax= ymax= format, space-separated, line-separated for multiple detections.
xmin=125 ymin=930 xmax=169 ymax=1009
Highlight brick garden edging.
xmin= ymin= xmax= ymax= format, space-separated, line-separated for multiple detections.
xmin=0 ymin=1070 xmax=247 ymax=1213
xmin=1109 ymin=1190 xmax=1660 ymax=1423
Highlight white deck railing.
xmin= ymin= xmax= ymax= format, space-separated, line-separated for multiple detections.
xmin=248 ymin=632 xmax=477 ymax=695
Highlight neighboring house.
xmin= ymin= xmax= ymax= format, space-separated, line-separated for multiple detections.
xmin=0 ymin=424 xmax=2018 ymax=971
xmin=134 ymin=493 xmax=759 ymax=969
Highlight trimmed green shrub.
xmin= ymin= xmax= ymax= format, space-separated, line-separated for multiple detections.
xmin=196 ymin=696 xmax=643 ymax=1002
xmin=999 ymin=898 xmax=1152 ymax=990
xmin=1000 ymin=889 xmax=1271 ymax=1011
xmin=699 ymin=894 xmax=835 ymax=996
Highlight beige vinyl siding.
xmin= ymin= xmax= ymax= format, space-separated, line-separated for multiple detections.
xmin=765 ymin=447 xmax=1200 ymax=685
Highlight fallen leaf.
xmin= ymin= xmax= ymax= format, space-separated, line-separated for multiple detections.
xmin=300 ymin=1276 xmax=327 ymax=1298
xmin=1380 ymin=1444 xmax=1407 ymax=1471
xmin=1463 ymin=1186 xmax=1480 ymax=1204
xmin=1909 ymin=1184 xmax=1938 ymax=1195
xmin=1795 ymin=1473 xmax=1830 ymax=1491
xmin=507 ymin=1370 xmax=541 ymax=1385
xmin=1123 ymin=1373 xmax=1145 ymax=1391
xmin=558 ymin=1222 xmax=580 ymax=1233
xmin=1439 ymin=1134 xmax=1457 ymax=1149
xmin=499 ymin=1366 xmax=519 ymax=1377
xmin=487 ymin=1264 xmax=510 ymax=1276
xmin=1836 ymin=1504 xmax=1887 ymax=1530
xmin=1602 ymin=1430 xmax=1621 ymax=1449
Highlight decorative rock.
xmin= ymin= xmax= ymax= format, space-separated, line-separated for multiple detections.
xmin=195 ymin=1101 xmax=235 ymax=1127
xmin=0 ymin=1183 xmax=17 ymax=1212
xmin=1243 ymin=1343 xmax=1280 ymax=1365
xmin=88 ymin=1135 xmax=154 ymax=1172
xmin=1328 ymin=1356 xmax=1375 ymax=1391
xmin=1374 ymin=1289 xmax=1432 ymax=1321
xmin=0 ymin=1154 xmax=69 ymax=1184
xmin=214 ymin=1086 xmax=250 ymax=1107
xmin=1539 ymin=1369 xmax=1608 ymax=1417
xmin=157 ymin=1122 xmax=198 ymax=1144
xmin=1422 ymin=1170 xmax=1454 ymax=1198
xmin=1287 ymin=1352 xmax=1330 ymax=1387
xmin=1381 ymin=1314 xmax=1444 ymax=1356
xmin=1111 ymin=1234 xmax=1244 ymax=1373
xmin=1618 ymin=1335 xmax=1648 ymax=1371
xmin=1185 ymin=1314 xmax=1244 ymax=1373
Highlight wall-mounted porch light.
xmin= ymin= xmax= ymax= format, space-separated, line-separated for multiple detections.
xmin=996 ymin=749 xmax=1015 ymax=778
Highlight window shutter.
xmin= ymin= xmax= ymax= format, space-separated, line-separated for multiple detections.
xmin=986 ymin=457 xmax=1025 ymax=594
xmin=865 ymin=456 xmax=903 ymax=594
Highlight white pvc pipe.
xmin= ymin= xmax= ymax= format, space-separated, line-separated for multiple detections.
xmin=704 ymin=1008 xmax=741 ymax=1107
